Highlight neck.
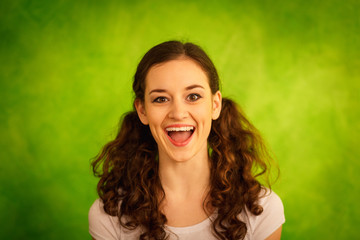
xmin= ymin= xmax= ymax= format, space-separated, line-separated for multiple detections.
xmin=158 ymin=150 xmax=211 ymax=199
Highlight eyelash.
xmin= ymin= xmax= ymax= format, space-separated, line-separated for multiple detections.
xmin=152 ymin=96 xmax=168 ymax=103
xmin=186 ymin=93 xmax=202 ymax=102
xmin=152 ymin=94 xmax=202 ymax=103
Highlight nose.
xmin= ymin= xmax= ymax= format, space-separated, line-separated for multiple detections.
xmin=168 ymin=98 xmax=189 ymax=120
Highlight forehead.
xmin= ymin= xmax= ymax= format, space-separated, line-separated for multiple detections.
xmin=145 ymin=58 xmax=210 ymax=91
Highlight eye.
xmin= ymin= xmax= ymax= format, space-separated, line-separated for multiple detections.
xmin=187 ymin=93 xmax=202 ymax=102
xmin=153 ymin=96 xmax=168 ymax=103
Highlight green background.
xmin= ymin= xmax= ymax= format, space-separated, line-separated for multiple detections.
xmin=1 ymin=0 xmax=359 ymax=239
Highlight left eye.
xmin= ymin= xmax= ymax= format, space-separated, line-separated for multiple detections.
xmin=187 ymin=94 xmax=201 ymax=102
xmin=153 ymin=97 xmax=168 ymax=103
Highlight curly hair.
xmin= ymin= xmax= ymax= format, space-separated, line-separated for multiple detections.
xmin=92 ymin=41 xmax=275 ymax=239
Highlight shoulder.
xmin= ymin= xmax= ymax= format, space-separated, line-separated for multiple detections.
xmin=258 ymin=189 xmax=284 ymax=216
xmin=88 ymin=199 xmax=121 ymax=240
xmin=245 ymin=189 xmax=285 ymax=239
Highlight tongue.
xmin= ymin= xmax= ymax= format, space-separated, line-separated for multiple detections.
xmin=168 ymin=131 xmax=192 ymax=143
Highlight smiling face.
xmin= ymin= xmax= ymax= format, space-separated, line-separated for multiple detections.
xmin=135 ymin=58 xmax=222 ymax=163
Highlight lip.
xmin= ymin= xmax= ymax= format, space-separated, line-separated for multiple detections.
xmin=164 ymin=124 xmax=195 ymax=147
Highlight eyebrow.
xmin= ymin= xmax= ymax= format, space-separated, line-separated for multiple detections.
xmin=185 ymin=84 xmax=204 ymax=91
xmin=148 ymin=84 xmax=205 ymax=95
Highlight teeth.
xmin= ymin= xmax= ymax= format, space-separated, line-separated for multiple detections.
xmin=166 ymin=126 xmax=194 ymax=132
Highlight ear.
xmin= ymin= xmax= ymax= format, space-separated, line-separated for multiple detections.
xmin=134 ymin=99 xmax=149 ymax=125
xmin=212 ymin=91 xmax=222 ymax=120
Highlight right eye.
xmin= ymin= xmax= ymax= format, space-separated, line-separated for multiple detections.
xmin=153 ymin=97 xmax=168 ymax=103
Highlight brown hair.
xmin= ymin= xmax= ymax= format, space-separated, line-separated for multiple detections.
xmin=92 ymin=41 xmax=274 ymax=239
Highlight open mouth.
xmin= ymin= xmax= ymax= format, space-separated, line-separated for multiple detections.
xmin=165 ymin=126 xmax=195 ymax=146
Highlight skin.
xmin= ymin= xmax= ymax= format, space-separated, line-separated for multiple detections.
xmin=134 ymin=58 xmax=282 ymax=238
xmin=136 ymin=58 xmax=221 ymax=226
xmin=136 ymin=58 xmax=222 ymax=164
xmin=266 ymin=226 xmax=282 ymax=240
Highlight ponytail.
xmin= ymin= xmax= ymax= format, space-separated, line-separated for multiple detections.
xmin=208 ymin=97 xmax=273 ymax=239
xmin=91 ymin=111 xmax=167 ymax=239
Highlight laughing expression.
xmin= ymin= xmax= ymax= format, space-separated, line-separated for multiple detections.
xmin=135 ymin=58 xmax=222 ymax=163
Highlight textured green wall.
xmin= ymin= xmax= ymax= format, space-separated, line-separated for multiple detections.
xmin=1 ymin=0 xmax=359 ymax=239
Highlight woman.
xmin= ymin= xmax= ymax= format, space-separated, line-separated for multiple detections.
xmin=89 ymin=41 xmax=285 ymax=240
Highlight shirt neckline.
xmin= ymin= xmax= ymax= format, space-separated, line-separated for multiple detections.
xmin=165 ymin=214 xmax=216 ymax=234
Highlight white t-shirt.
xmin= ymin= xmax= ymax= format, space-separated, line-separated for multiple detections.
xmin=89 ymin=190 xmax=285 ymax=240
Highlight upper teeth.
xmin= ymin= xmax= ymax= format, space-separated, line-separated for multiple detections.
xmin=166 ymin=126 xmax=194 ymax=132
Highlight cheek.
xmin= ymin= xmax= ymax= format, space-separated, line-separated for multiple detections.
xmin=195 ymin=104 xmax=213 ymax=125
xmin=146 ymin=109 xmax=166 ymax=134
xmin=147 ymin=118 xmax=162 ymax=144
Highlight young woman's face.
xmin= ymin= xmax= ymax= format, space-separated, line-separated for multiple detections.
xmin=135 ymin=58 xmax=222 ymax=163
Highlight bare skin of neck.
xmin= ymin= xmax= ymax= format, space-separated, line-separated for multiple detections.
xmin=158 ymin=150 xmax=214 ymax=227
